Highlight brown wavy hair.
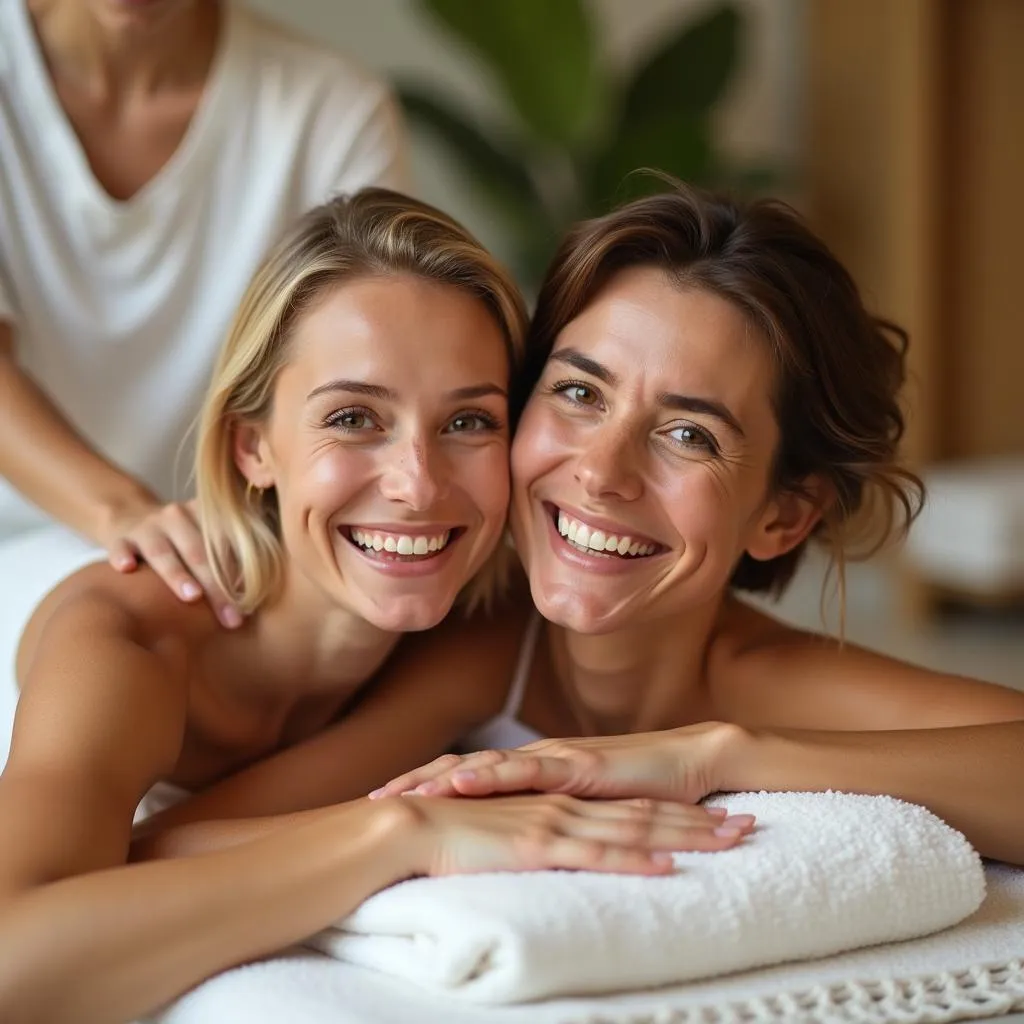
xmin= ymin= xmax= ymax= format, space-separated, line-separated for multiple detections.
xmin=522 ymin=180 xmax=923 ymax=597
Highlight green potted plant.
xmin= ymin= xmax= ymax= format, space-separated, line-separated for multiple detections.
xmin=400 ymin=0 xmax=772 ymax=289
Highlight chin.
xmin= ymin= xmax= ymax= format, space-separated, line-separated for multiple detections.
xmin=358 ymin=594 xmax=454 ymax=634
xmin=529 ymin=579 xmax=627 ymax=636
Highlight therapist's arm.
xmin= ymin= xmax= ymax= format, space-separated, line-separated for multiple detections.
xmin=0 ymin=321 xmax=240 ymax=626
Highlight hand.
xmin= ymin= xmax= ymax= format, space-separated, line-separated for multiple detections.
xmin=371 ymin=723 xmax=746 ymax=805
xmin=398 ymin=793 xmax=753 ymax=878
xmin=97 ymin=497 xmax=242 ymax=628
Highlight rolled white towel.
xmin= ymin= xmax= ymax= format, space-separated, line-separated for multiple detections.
xmin=311 ymin=791 xmax=986 ymax=1004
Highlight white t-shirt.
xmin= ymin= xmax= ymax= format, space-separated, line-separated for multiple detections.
xmin=0 ymin=0 xmax=409 ymax=538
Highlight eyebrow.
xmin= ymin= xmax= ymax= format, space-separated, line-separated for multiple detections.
xmin=550 ymin=347 xmax=745 ymax=438
xmin=306 ymin=380 xmax=507 ymax=402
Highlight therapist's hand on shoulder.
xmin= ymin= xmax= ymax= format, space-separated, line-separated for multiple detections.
xmin=99 ymin=496 xmax=243 ymax=628
xmin=371 ymin=723 xmax=752 ymax=814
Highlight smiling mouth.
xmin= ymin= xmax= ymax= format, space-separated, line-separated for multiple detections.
xmin=549 ymin=506 xmax=664 ymax=559
xmin=342 ymin=526 xmax=463 ymax=561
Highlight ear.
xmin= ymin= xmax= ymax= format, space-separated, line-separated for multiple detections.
xmin=745 ymin=476 xmax=833 ymax=563
xmin=232 ymin=419 xmax=276 ymax=490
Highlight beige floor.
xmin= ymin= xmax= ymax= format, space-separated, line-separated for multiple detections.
xmin=751 ymin=549 xmax=1024 ymax=692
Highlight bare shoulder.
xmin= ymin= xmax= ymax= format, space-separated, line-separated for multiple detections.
xmin=16 ymin=561 xmax=218 ymax=687
xmin=706 ymin=594 xmax=1024 ymax=730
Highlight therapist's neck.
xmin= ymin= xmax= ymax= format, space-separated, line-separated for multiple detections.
xmin=28 ymin=0 xmax=220 ymax=97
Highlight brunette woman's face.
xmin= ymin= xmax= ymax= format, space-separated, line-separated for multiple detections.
xmin=511 ymin=266 xmax=815 ymax=634
xmin=239 ymin=274 xmax=511 ymax=632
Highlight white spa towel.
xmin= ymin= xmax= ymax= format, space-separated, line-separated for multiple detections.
xmin=309 ymin=791 xmax=986 ymax=1004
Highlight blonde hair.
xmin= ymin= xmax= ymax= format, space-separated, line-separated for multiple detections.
xmin=195 ymin=188 xmax=529 ymax=615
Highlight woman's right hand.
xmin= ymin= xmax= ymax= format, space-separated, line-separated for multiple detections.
xmin=400 ymin=793 xmax=754 ymax=878
xmin=97 ymin=496 xmax=243 ymax=628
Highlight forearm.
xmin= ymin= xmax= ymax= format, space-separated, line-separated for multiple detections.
xmin=130 ymin=808 xmax=321 ymax=861
xmin=721 ymin=722 xmax=1024 ymax=864
xmin=0 ymin=798 xmax=418 ymax=1024
xmin=0 ymin=347 xmax=154 ymax=541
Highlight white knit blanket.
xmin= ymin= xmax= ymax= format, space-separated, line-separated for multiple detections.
xmin=309 ymin=791 xmax=984 ymax=1004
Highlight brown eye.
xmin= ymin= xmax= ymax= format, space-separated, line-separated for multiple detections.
xmin=553 ymin=380 xmax=600 ymax=406
xmin=667 ymin=423 xmax=718 ymax=454
xmin=325 ymin=408 xmax=375 ymax=431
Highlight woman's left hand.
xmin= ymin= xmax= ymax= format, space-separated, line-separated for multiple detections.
xmin=369 ymin=722 xmax=747 ymax=805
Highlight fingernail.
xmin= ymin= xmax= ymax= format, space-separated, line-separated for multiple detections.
xmin=367 ymin=789 xmax=382 ymax=800
xmin=723 ymin=815 xmax=756 ymax=830
xmin=452 ymin=771 xmax=477 ymax=783
xmin=706 ymin=807 xmax=729 ymax=818
xmin=651 ymin=852 xmax=674 ymax=864
xmin=414 ymin=783 xmax=439 ymax=795
xmin=181 ymin=582 xmax=201 ymax=600
xmin=714 ymin=826 xmax=742 ymax=838
xmin=221 ymin=607 xmax=243 ymax=628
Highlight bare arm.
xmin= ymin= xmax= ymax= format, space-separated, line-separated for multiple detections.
xmin=0 ymin=321 xmax=154 ymax=544
xmin=0 ymin=592 xmax=709 ymax=1021
xmin=719 ymin=722 xmax=1024 ymax=863
xmin=0 ymin=322 xmax=239 ymax=622
xmin=132 ymin=602 xmax=531 ymax=859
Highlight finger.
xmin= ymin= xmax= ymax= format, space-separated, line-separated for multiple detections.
xmin=135 ymin=531 xmax=204 ymax=603
xmin=378 ymin=750 xmax=511 ymax=799
xmin=565 ymin=812 xmax=752 ymax=852
xmin=107 ymin=539 xmax=138 ymax=573
xmin=525 ymin=836 xmax=675 ymax=877
xmin=445 ymin=756 xmax=576 ymax=796
xmin=162 ymin=510 xmax=242 ymax=628
xmin=572 ymin=798 xmax=735 ymax=828
xmin=370 ymin=753 xmax=472 ymax=799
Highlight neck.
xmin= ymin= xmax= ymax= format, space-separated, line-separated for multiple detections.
xmin=27 ymin=0 xmax=220 ymax=97
xmin=547 ymin=594 xmax=724 ymax=736
xmin=243 ymin=565 xmax=400 ymax=700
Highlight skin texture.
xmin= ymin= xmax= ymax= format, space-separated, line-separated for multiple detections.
xmin=142 ymin=265 xmax=1024 ymax=869
xmin=2 ymin=275 xmax=743 ymax=1024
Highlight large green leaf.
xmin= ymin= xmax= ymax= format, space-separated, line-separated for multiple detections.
xmin=416 ymin=0 xmax=600 ymax=145
xmin=584 ymin=111 xmax=714 ymax=212
xmin=622 ymin=5 xmax=741 ymax=125
xmin=398 ymin=86 xmax=549 ymax=224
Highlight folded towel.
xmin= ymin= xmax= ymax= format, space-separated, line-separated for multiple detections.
xmin=310 ymin=791 xmax=986 ymax=1004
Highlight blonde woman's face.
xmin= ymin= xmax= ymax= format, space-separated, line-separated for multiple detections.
xmin=250 ymin=275 xmax=511 ymax=632
xmin=510 ymin=267 xmax=799 ymax=635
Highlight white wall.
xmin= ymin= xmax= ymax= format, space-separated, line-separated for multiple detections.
xmin=244 ymin=0 xmax=804 ymax=258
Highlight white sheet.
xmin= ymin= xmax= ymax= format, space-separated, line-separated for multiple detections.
xmin=154 ymin=864 xmax=1024 ymax=1024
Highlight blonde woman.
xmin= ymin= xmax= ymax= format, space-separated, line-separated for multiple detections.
xmin=0 ymin=190 xmax=737 ymax=1024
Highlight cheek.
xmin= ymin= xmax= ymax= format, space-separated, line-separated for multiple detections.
xmin=511 ymin=406 xmax=568 ymax=491
xmin=287 ymin=447 xmax=369 ymax=508
xmin=458 ymin=444 xmax=512 ymax=523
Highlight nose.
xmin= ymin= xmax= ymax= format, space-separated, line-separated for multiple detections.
xmin=378 ymin=436 xmax=450 ymax=511
xmin=574 ymin=423 xmax=643 ymax=502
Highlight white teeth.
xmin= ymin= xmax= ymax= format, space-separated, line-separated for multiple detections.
xmin=349 ymin=528 xmax=451 ymax=558
xmin=554 ymin=511 xmax=658 ymax=559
